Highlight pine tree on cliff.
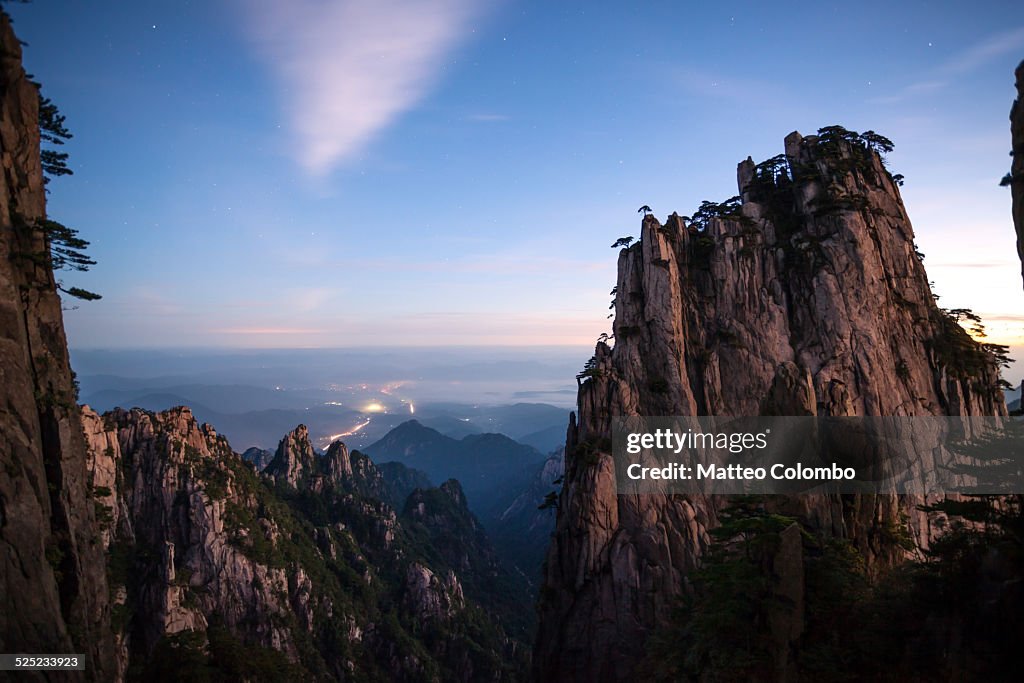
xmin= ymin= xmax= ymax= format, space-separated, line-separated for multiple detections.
xmin=36 ymin=88 xmax=101 ymax=301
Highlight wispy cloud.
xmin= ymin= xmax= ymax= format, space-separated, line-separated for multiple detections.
xmin=239 ymin=0 xmax=481 ymax=175
xmin=941 ymin=27 xmax=1024 ymax=76
xmin=872 ymin=26 xmax=1024 ymax=103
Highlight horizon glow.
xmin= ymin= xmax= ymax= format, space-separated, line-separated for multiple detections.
xmin=8 ymin=1 xmax=1023 ymax=386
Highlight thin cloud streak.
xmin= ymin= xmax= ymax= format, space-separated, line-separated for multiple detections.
xmin=240 ymin=0 xmax=481 ymax=175
xmin=941 ymin=26 xmax=1024 ymax=76
xmin=871 ymin=26 xmax=1024 ymax=103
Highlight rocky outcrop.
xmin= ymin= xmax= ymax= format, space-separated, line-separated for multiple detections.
xmin=376 ymin=461 xmax=434 ymax=509
xmin=81 ymin=406 xmax=300 ymax=668
xmin=403 ymin=562 xmax=465 ymax=621
xmin=263 ymin=425 xmax=354 ymax=493
xmin=534 ymin=128 xmax=1007 ymax=682
xmin=485 ymin=449 xmax=564 ymax=581
xmin=241 ymin=446 xmax=274 ymax=472
xmin=496 ymin=450 xmax=564 ymax=532
xmin=264 ymin=423 xmax=315 ymax=486
xmin=1012 ymin=60 xmax=1024 ymax=287
xmin=0 ymin=11 xmax=115 ymax=678
xmin=404 ymin=480 xmax=501 ymax=575
xmin=402 ymin=479 xmax=535 ymax=643
xmin=83 ymin=406 xmax=530 ymax=680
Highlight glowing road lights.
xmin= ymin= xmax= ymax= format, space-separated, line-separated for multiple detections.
xmin=324 ymin=418 xmax=372 ymax=443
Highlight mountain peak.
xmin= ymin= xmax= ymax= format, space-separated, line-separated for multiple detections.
xmin=264 ymin=423 xmax=318 ymax=487
xmin=324 ymin=438 xmax=353 ymax=481
xmin=535 ymin=126 xmax=1009 ymax=681
xmin=439 ymin=478 xmax=467 ymax=509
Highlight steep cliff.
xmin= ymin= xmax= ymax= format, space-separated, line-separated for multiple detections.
xmin=82 ymin=406 xmax=530 ymax=681
xmin=484 ymin=449 xmax=563 ymax=583
xmin=1012 ymin=59 xmax=1024 ymax=287
xmin=0 ymin=11 xmax=115 ymax=678
xmin=534 ymin=128 xmax=1007 ymax=682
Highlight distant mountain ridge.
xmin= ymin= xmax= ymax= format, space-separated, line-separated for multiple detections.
xmin=365 ymin=420 xmax=548 ymax=508
xmin=80 ymin=380 xmax=570 ymax=453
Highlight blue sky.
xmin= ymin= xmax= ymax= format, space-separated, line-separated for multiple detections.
xmin=9 ymin=0 xmax=1024 ymax=379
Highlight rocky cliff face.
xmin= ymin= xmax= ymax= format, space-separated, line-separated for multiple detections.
xmin=82 ymin=407 xmax=306 ymax=671
xmin=1012 ymin=60 xmax=1024 ymax=287
xmin=0 ymin=12 xmax=115 ymax=678
xmin=485 ymin=449 xmax=563 ymax=583
xmin=82 ymin=406 xmax=530 ymax=681
xmin=534 ymin=128 xmax=1007 ymax=682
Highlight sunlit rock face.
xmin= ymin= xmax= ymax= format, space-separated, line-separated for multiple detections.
xmin=534 ymin=130 xmax=1007 ymax=682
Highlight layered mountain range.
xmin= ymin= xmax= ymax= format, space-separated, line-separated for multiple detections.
xmin=364 ymin=419 xmax=547 ymax=507
xmin=534 ymin=129 xmax=1008 ymax=681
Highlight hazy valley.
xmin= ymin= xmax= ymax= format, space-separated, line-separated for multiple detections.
xmin=72 ymin=348 xmax=577 ymax=453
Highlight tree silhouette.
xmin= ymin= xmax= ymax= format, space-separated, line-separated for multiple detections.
xmin=860 ymin=130 xmax=895 ymax=155
xmin=754 ymin=154 xmax=790 ymax=184
xmin=688 ymin=196 xmax=744 ymax=231
xmin=611 ymin=236 xmax=634 ymax=248
xmin=638 ymin=205 xmax=652 ymax=215
xmin=36 ymin=90 xmax=101 ymax=301
xmin=38 ymin=95 xmax=72 ymax=182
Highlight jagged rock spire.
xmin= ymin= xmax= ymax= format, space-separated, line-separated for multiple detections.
xmin=534 ymin=129 xmax=1007 ymax=682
